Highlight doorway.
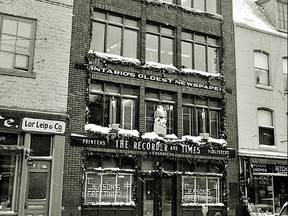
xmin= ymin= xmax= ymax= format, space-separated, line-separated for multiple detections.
xmin=143 ymin=177 xmax=175 ymax=216
xmin=24 ymin=160 xmax=51 ymax=216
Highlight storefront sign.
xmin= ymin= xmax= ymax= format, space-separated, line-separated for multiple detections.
xmin=0 ymin=115 xmax=20 ymax=130
xmin=71 ymin=136 xmax=235 ymax=158
xmin=22 ymin=118 xmax=66 ymax=134
xmin=88 ymin=65 xmax=222 ymax=92
xmin=252 ymin=164 xmax=288 ymax=175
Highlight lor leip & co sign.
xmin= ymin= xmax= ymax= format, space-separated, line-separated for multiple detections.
xmin=22 ymin=118 xmax=66 ymax=134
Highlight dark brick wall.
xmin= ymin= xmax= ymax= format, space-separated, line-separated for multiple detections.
xmin=64 ymin=0 xmax=238 ymax=215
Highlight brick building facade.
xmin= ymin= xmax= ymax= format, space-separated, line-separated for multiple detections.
xmin=64 ymin=0 xmax=238 ymax=216
xmin=0 ymin=0 xmax=73 ymax=215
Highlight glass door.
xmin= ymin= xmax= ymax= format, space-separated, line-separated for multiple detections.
xmin=143 ymin=177 xmax=174 ymax=216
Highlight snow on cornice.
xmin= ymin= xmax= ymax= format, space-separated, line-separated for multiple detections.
xmin=181 ymin=68 xmax=222 ymax=78
xmin=83 ymin=123 xmax=227 ymax=147
xmin=88 ymin=50 xmax=223 ymax=78
xmin=233 ymin=0 xmax=287 ymax=37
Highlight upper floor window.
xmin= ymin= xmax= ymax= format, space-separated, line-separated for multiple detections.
xmin=91 ymin=10 xmax=139 ymax=58
xmin=257 ymin=109 xmax=275 ymax=146
xmin=145 ymin=23 xmax=174 ymax=65
xmin=0 ymin=14 xmax=36 ymax=76
xmin=181 ymin=0 xmax=219 ymax=14
xmin=181 ymin=31 xmax=219 ymax=73
xmin=254 ymin=50 xmax=270 ymax=86
xmin=283 ymin=57 xmax=287 ymax=92
xmin=277 ymin=0 xmax=287 ymax=31
xmin=88 ymin=82 xmax=138 ymax=130
xmin=182 ymin=95 xmax=222 ymax=138
xmin=145 ymin=89 xmax=175 ymax=134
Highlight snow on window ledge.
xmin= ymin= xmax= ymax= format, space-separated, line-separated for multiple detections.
xmin=83 ymin=201 xmax=136 ymax=206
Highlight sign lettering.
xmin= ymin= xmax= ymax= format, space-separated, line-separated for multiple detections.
xmin=88 ymin=65 xmax=222 ymax=92
xmin=0 ymin=115 xmax=20 ymax=130
xmin=22 ymin=118 xmax=66 ymax=134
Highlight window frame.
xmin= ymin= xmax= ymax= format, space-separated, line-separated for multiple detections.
xmin=145 ymin=89 xmax=176 ymax=134
xmin=88 ymin=82 xmax=138 ymax=130
xmin=180 ymin=0 xmax=220 ymax=14
xmin=145 ymin=22 xmax=175 ymax=65
xmin=0 ymin=14 xmax=36 ymax=78
xmin=283 ymin=56 xmax=287 ymax=92
xmin=182 ymin=95 xmax=222 ymax=138
xmin=181 ymin=30 xmax=220 ymax=73
xmin=254 ymin=50 xmax=270 ymax=87
xmin=257 ymin=108 xmax=275 ymax=146
xmin=182 ymin=176 xmax=223 ymax=206
xmin=91 ymin=10 xmax=139 ymax=59
xmin=276 ymin=0 xmax=288 ymax=32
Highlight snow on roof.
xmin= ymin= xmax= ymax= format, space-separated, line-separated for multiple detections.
xmin=181 ymin=68 xmax=222 ymax=78
xmin=233 ymin=0 xmax=287 ymax=37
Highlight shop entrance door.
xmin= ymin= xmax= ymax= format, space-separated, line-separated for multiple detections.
xmin=143 ymin=177 xmax=174 ymax=216
xmin=24 ymin=160 xmax=51 ymax=216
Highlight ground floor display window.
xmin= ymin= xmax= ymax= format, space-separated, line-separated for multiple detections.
xmin=248 ymin=175 xmax=288 ymax=215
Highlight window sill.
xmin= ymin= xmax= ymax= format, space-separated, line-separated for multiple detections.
xmin=0 ymin=69 xmax=36 ymax=79
xmin=0 ymin=211 xmax=18 ymax=215
xmin=255 ymin=84 xmax=273 ymax=91
xmin=259 ymin=145 xmax=277 ymax=151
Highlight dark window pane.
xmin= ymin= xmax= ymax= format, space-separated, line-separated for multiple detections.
xmin=259 ymin=127 xmax=275 ymax=145
xmin=28 ymin=172 xmax=48 ymax=199
xmin=210 ymin=110 xmax=219 ymax=138
xmin=89 ymin=95 xmax=103 ymax=125
xmin=30 ymin=134 xmax=51 ymax=156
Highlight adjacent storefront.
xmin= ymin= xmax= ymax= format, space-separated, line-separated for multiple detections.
xmin=239 ymin=157 xmax=288 ymax=215
xmin=0 ymin=113 xmax=66 ymax=216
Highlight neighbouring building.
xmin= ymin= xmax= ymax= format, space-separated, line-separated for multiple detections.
xmin=64 ymin=0 xmax=238 ymax=216
xmin=0 ymin=0 xmax=73 ymax=215
xmin=233 ymin=0 xmax=288 ymax=215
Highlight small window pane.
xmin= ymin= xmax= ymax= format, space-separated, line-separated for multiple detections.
xmin=16 ymin=39 xmax=30 ymax=54
xmin=15 ymin=54 xmax=28 ymax=69
xmin=146 ymin=34 xmax=159 ymax=62
xmin=0 ymin=51 xmax=13 ymax=69
xmin=181 ymin=42 xmax=193 ymax=68
xmin=146 ymin=24 xmax=158 ymax=33
xmin=107 ymin=25 xmax=121 ymax=55
xmin=207 ymin=47 xmax=218 ymax=73
xmin=194 ymin=34 xmax=205 ymax=43
xmin=91 ymin=22 xmax=105 ymax=52
xmin=160 ymin=37 xmax=173 ymax=65
xmin=105 ymin=84 xmax=120 ymax=93
xmin=90 ymin=83 xmax=103 ymax=91
xmin=161 ymin=92 xmax=174 ymax=101
xmin=194 ymin=44 xmax=206 ymax=71
xmin=254 ymin=52 xmax=268 ymax=70
xmin=124 ymin=19 xmax=138 ymax=27
xmin=181 ymin=0 xmax=192 ymax=7
xmin=161 ymin=27 xmax=173 ymax=36
xmin=1 ymin=34 xmax=16 ymax=52
xmin=193 ymin=0 xmax=205 ymax=11
xmin=18 ymin=22 xmax=32 ymax=38
xmin=123 ymin=29 xmax=137 ymax=58
xmin=28 ymin=172 xmax=48 ymax=199
xmin=94 ymin=11 xmax=106 ymax=20
xmin=258 ymin=110 xmax=272 ymax=126
xmin=2 ymin=19 xmax=17 ymax=35
xmin=142 ymin=159 xmax=156 ymax=170
xmin=30 ymin=134 xmax=51 ymax=156
xmin=108 ymin=14 xmax=122 ymax=24
xmin=102 ymin=158 xmax=117 ymax=168
xmin=207 ymin=0 xmax=218 ymax=13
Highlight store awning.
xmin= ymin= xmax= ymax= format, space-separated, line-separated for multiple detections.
xmin=0 ymin=145 xmax=22 ymax=155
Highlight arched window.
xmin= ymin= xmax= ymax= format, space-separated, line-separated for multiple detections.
xmin=257 ymin=109 xmax=274 ymax=146
xmin=254 ymin=50 xmax=270 ymax=86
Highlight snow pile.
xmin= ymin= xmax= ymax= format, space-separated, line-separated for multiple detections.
xmin=85 ymin=124 xmax=111 ymax=134
xmin=143 ymin=61 xmax=178 ymax=73
xmin=118 ymin=128 xmax=140 ymax=138
xmin=182 ymin=135 xmax=227 ymax=147
xmin=181 ymin=68 xmax=222 ymax=78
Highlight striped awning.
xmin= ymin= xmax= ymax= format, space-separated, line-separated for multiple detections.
xmin=0 ymin=145 xmax=22 ymax=155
